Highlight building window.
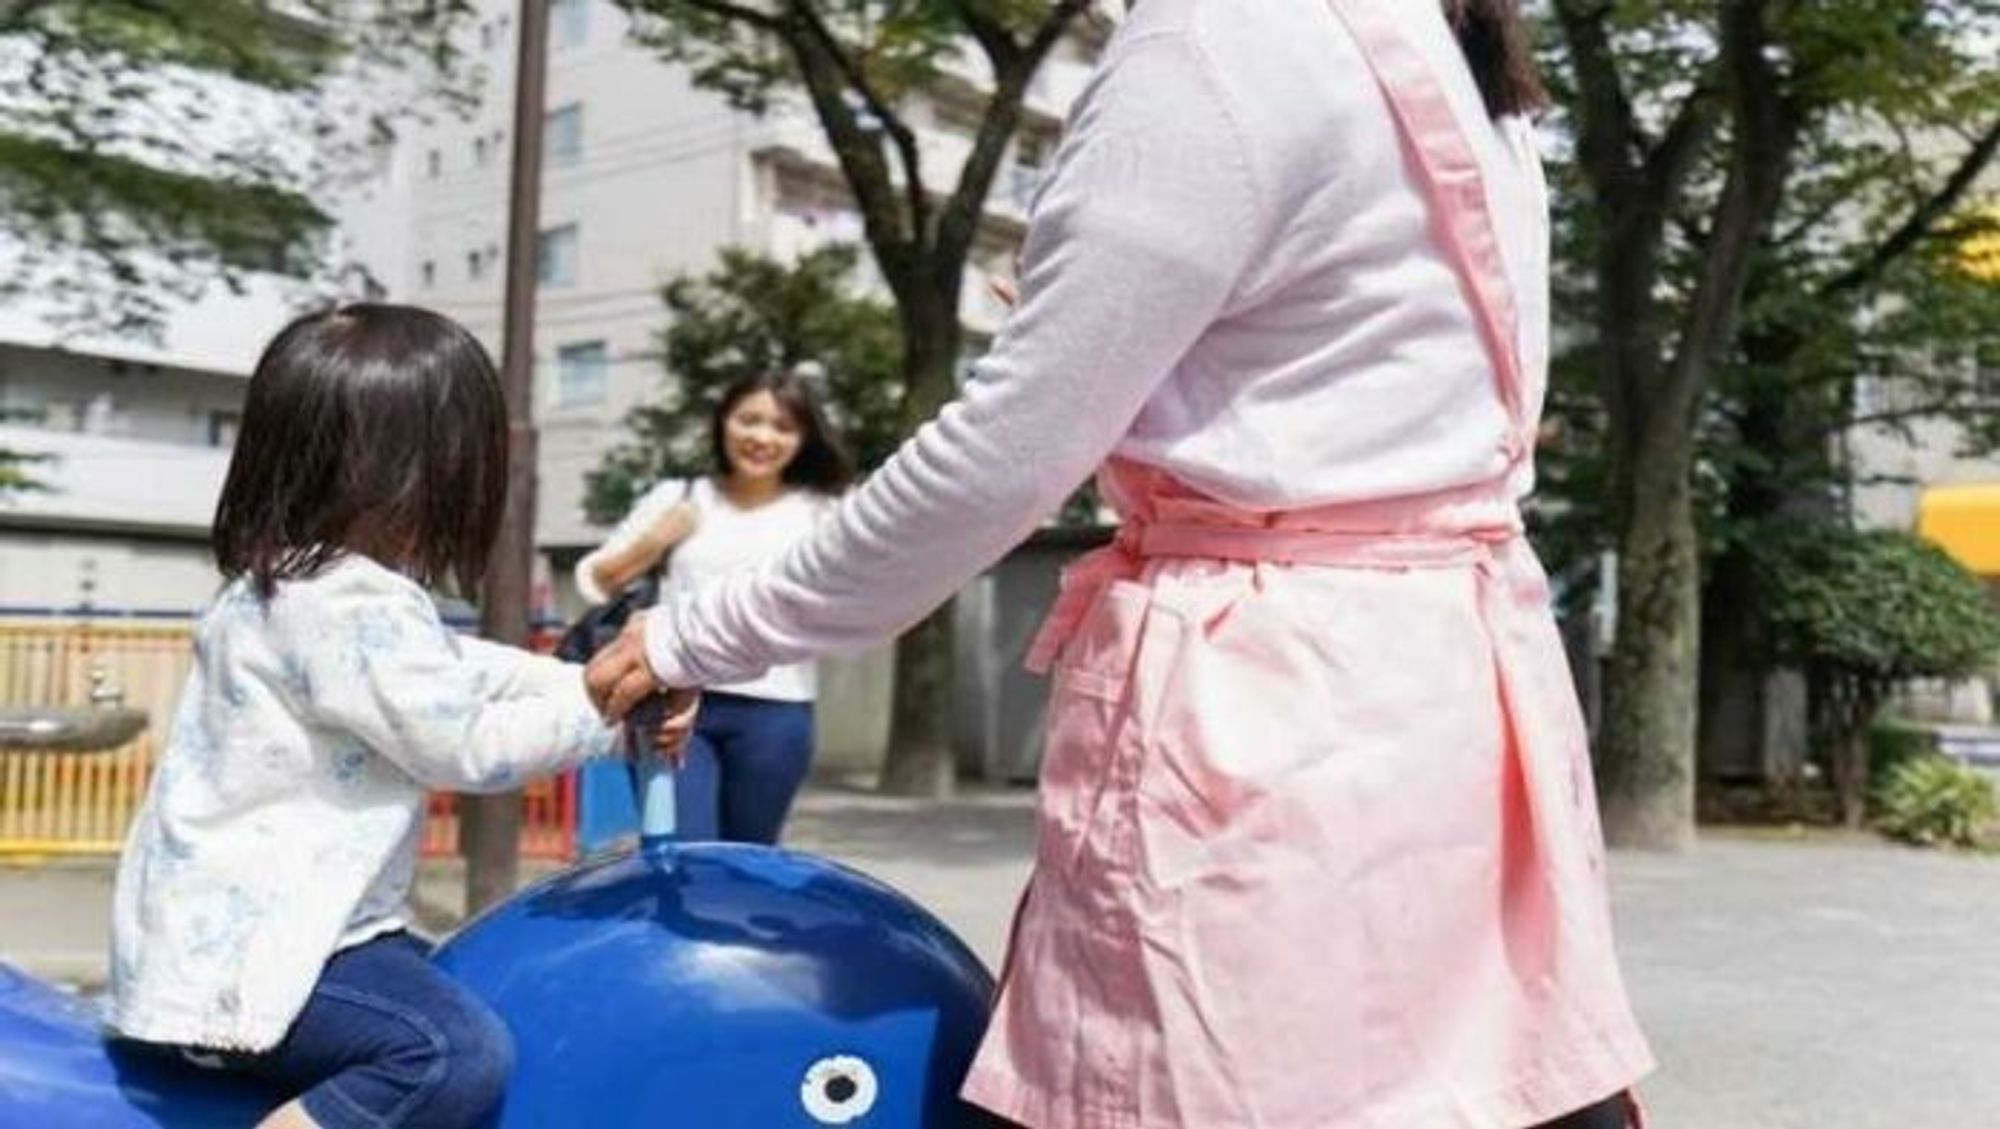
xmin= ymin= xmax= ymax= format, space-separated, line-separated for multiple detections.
xmin=425 ymin=148 xmax=441 ymax=178
xmin=474 ymin=136 xmax=489 ymax=166
xmin=538 ymin=224 xmax=578 ymax=287
xmin=464 ymin=244 xmax=502 ymax=282
xmin=208 ymin=411 xmax=241 ymax=448
xmin=552 ymin=0 xmax=589 ymax=50
xmin=420 ymin=260 xmax=436 ymax=288
xmin=546 ymin=104 xmax=583 ymax=166
xmin=1009 ymin=132 xmax=1051 ymax=207
xmin=555 ymin=341 xmax=609 ymax=407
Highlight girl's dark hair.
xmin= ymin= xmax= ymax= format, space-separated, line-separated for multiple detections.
xmin=213 ymin=304 xmax=509 ymax=599
xmin=710 ymin=371 xmax=855 ymax=494
xmin=1444 ymin=0 xmax=1548 ymax=119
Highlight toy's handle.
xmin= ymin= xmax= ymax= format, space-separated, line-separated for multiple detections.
xmin=627 ymin=695 xmax=677 ymax=848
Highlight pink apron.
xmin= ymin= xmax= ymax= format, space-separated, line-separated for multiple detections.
xmin=958 ymin=4 xmax=1654 ymax=1127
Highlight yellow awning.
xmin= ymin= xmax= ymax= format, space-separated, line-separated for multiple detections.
xmin=1919 ymin=484 xmax=2000 ymax=576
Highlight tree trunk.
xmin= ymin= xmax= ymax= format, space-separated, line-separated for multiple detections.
xmin=1828 ymin=684 xmax=1882 ymax=831
xmin=881 ymin=603 xmax=958 ymax=797
xmin=1597 ymin=461 xmax=1702 ymax=850
xmin=1834 ymin=722 xmax=1870 ymax=830
xmin=878 ymin=285 xmax=964 ymax=797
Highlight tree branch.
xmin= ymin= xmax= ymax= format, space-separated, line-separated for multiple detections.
xmin=1638 ymin=74 xmax=1721 ymax=215
xmin=676 ymin=0 xmax=781 ymax=31
xmin=1026 ymin=0 xmax=1089 ymax=62
xmin=1659 ymin=0 xmax=1798 ymax=435
xmin=785 ymin=1 xmax=929 ymax=245
xmin=1820 ymin=116 xmax=2000 ymax=300
xmin=1827 ymin=399 xmax=2000 ymax=441
xmin=952 ymin=0 xmax=1022 ymax=71
xmin=1550 ymin=0 xmax=1642 ymax=196
xmin=935 ymin=0 xmax=1086 ymax=274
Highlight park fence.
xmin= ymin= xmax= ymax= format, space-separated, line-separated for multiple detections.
xmin=0 ymin=618 xmax=577 ymax=861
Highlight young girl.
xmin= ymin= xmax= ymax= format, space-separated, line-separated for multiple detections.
xmin=108 ymin=305 xmax=677 ymax=1129
xmin=589 ymin=0 xmax=1652 ymax=1125
xmin=575 ymin=370 xmax=851 ymax=844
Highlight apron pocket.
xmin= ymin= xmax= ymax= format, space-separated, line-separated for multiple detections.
xmin=1037 ymin=581 xmax=1168 ymax=876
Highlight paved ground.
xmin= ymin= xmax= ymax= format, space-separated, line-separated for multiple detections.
xmin=5 ymin=787 xmax=1995 ymax=1127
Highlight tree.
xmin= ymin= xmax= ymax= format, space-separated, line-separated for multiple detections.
xmin=0 ymin=434 xmax=47 ymax=494
xmin=613 ymin=0 xmax=1096 ymax=795
xmin=1541 ymin=1 xmax=2000 ymax=847
xmin=1757 ymin=525 xmax=2000 ymax=827
xmin=586 ymin=244 xmax=905 ymax=523
xmin=0 ymin=0 xmax=474 ymax=340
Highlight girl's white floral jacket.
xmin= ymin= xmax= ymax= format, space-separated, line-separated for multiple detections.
xmin=109 ymin=554 xmax=619 ymax=1051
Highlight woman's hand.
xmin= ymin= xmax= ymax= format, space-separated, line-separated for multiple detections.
xmin=587 ymin=616 xmax=666 ymax=723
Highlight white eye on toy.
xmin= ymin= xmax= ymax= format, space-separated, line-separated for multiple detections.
xmin=800 ymin=1054 xmax=879 ymax=1124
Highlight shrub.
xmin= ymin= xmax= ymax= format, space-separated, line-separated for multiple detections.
xmin=1757 ymin=525 xmax=2000 ymax=827
xmin=1874 ymin=755 xmax=1998 ymax=849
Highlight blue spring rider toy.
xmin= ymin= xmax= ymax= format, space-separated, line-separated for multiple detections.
xmin=0 ymin=751 xmax=999 ymax=1127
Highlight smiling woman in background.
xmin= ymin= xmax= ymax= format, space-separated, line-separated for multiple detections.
xmin=575 ymin=371 xmax=851 ymax=844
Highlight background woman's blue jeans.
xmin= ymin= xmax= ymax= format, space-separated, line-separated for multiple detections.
xmin=673 ymin=691 xmax=814 ymax=843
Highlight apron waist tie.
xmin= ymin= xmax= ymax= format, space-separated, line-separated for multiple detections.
xmin=1025 ymin=518 xmax=1521 ymax=675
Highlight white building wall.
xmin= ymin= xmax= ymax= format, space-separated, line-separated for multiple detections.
xmin=380 ymin=0 xmax=1103 ymax=551
xmin=1849 ymin=415 xmax=2000 ymax=532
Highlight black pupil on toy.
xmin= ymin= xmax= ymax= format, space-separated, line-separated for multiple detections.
xmin=824 ymin=1075 xmax=859 ymax=1104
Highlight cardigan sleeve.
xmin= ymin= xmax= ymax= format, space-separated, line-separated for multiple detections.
xmin=643 ymin=30 xmax=1262 ymax=688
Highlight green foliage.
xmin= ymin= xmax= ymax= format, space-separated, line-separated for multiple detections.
xmin=0 ymin=0 xmax=476 ymax=338
xmin=585 ymin=245 xmax=903 ymax=525
xmin=1875 ymin=754 xmax=1999 ymax=848
xmin=1533 ymin=3 xmax=2000 ymax=576
xmin=618 ymin=1 xmax=962 ymax=115
xmin=1870 ymin=721 xmax=1936 ymax=795
xmin=0 ymin=408 xmax=52 ymax=495
xmin=0 ymin=448 xmax=49 ymax=495
xmin=1759 ymin=525 xmax=2000 ymax=687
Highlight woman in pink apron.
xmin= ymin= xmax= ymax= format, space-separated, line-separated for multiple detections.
xmin=591 ymin=0 xmax=1654 ymax=1124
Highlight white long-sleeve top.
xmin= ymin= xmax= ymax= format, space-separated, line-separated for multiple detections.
xmin=574 ymin=477 xmax=835 ymax=701
xmin=644 ymin=0 xmax=1549 ymax=690
xmin=110 ymin=554 xmax=619 ymax=1051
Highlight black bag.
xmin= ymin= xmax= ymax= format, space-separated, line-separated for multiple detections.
xmin=555 ymin=480 xmax=693 ymax=663
xmin=553 ymin=573 xmax=660 ymax=663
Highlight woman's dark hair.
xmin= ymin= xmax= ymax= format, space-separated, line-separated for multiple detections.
xmin=1444 ymin=0 xmax=1548 ymax=119
xmin=213 ymin=304 xmax=509 ymax=599
xmin=710 ymin=371 xmax=855 ymax=494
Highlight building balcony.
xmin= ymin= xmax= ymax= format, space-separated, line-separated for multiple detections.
xmin=0 ymin=425 xmax=230 ymax=538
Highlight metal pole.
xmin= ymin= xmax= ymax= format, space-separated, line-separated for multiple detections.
xmin=462 ymin=0 xmax=550 ymax=915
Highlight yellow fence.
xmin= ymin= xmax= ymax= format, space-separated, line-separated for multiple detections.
xmin=0 ymin=620 xmax=194 ymax=857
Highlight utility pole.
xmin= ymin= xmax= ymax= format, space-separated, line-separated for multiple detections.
xmin=462 ymin=0 xmax=550 ymax=915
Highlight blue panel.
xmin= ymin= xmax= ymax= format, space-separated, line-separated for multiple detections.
xmin=0 ymin=842 xmax=998 ymax=1127
xmin=0 ymin=963 xmax=282 ymax=1126
xmin=435 ymin=841 xmax=997 ymax=1127
xmin=577 ymin=756 xmax=640 ymax=851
